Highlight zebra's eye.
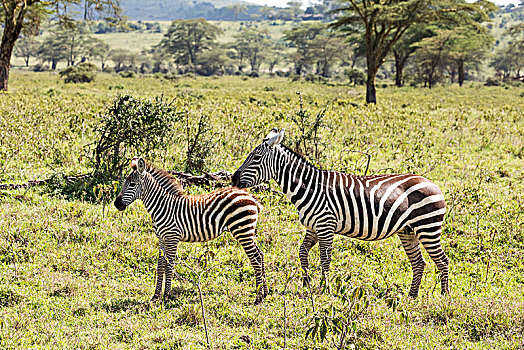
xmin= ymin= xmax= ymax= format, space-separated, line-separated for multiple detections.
xmin=253 ymin=154 xmax=262 ymax=161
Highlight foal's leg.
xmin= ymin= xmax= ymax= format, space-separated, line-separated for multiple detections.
xmin=163 ymin=236 xmax=180 ymax=301
xmin=152 ymin=246 xmax=166 ymax=301
xmin=233 ymin=228 xmax=267 ymax=304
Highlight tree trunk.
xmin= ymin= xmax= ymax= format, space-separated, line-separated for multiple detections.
xmin=0 ymin=9 xmax=26 ymax=91
xmin=322 ymin=59 xmax=329 ymax=77
xmin=394 ymin=51 xmax=403 ymax=87
xmin=366 ymin=53 xmax=378 ymax=103
xmin=458 ymin=60 xmax=465 ymax=87
xmin=366 ymin=69 xmax=377 ymax=104
xmin=295 ymin=63 xmax=302 ymax=75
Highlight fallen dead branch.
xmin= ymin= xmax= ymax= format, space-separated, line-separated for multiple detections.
xmin=0 ymin=170 xmax=283 ymax=197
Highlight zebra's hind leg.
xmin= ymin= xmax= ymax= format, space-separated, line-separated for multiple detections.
xmin=233 ymin=231 xmax=267 ymax=305
xmin=254 ymin=244 xmax=269 ymax=298
xmin=299 ymin=230 xmax=318 ymax=287
xmin=398 ymin=233 xmax=426 ymax=298
xmin=419 ymin=230 xmax=449 ymax=296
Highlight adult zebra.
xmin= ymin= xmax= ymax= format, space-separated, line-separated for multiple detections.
xmin=232 ymin=129 xmax=449 ymax=298
xmin=114 ymin=157 xmax=268 ymax=304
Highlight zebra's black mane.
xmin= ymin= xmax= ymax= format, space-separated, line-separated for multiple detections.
xmin=280 ymin=144 xmax=322 ymax=170
xmin=145 ymin=162 xmax=184 ymax=196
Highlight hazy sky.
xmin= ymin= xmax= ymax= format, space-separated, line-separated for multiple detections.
xmin=247 ymin=0 xmax=521 ymax=7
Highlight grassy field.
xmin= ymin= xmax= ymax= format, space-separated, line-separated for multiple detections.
xmin=0 ymin=71 xmax=523 ymax=349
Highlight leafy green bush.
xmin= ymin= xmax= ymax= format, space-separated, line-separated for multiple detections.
xmin=344 ymin=68 xmax=365 ymax=86
xmin=119 ymin=71 xmax=136 ymax=78
xmin=185 ymin=114 xmax=217 ymax=174
xmin=485 ymin=77 xmax=501 ymax=86
xmin=90 ymin=94 xmax=185 ymax=180
xmin=60 ymin=63 xmax=97 ymax=83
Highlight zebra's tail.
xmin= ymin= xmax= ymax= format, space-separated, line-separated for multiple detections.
xmin=252 ymin=195 xmax=264 ymax=214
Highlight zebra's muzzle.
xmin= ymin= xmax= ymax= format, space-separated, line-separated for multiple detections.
xmin=231 ymin=171 xmax=243 ymax=188
xmin=114 ymin=196 xmax=127 ymax=211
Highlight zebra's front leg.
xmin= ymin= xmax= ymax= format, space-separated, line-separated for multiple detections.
xmin=317 ymin=229 xmax=335 ymax=286
xmin=299 ymin=230 xmax=318 ymax=288
xmin=151 ymin=243 xmax=166 ymax=302
xmin=163 ymin=237 xmax=180 ymax=301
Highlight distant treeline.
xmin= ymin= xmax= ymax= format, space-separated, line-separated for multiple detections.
xmin=9 ymin=2 xmax=524 ymax=104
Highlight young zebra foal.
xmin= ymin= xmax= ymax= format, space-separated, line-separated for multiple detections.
xmin=114 ymin=157 xmax=268 ymax=304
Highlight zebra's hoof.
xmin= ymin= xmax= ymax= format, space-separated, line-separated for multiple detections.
xmin=254 ymin=295 xmax=265 ymax=305
xmin=254 ymin=287 xmax=268 ymax=305
xmin=150 ymin=295 xmax=162 ymax=302
xmin=302 ymin=276 xmax=311 ymax=288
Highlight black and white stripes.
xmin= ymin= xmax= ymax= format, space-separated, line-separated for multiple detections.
xmin=232 ymin=129 xmax=449 ymax=298
xmin=115 ymin=157 xmax=268 ymax=303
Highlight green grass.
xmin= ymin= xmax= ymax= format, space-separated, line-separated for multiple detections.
xmin=0 ymin=71 xmax=523 ymax=349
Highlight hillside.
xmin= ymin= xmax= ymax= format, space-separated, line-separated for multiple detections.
xmin=122 ymin=0 xmax=266 ymax=21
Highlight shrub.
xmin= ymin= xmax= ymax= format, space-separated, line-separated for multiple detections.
xmin=485 ymin=77 xmax=501 ymax=86
xmin=185 ymin=114 xmax=217 ymax=174
xmin=90 ymin=94 xmax=185 ymax=180
xmin=344 ymin=68 xmax=365 ymax=86
xmin=33 ymin=64 xmax=49 ymax=72
xmin=119 ymin=71 xmax=136 ymax=78
xmin=305 ymin=73 xmax=318 ymax=82
xmin=60 ymin=64 xmax=97 ymax=83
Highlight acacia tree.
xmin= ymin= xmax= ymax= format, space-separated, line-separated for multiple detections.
xmin=447 ymin=26 xmax=492 ymax=86
xmin=37 ymin=34 xmax=68 ymax=70
xmin=14 ymin=35 xmax=39 ymax=66
xmin=314 ymin=29 xmax=348 ymax=77
xmin=231 ymin=27 xmax=270 ymax=72
xmin=0 ymin=0 xmax=120 ymax=90
xmin=284 ymin=22 xmax=325 ymax=75
xmin=83 ymin=37 xmax=110 ymax=70
xmin=331 ymin=0 xmax=494 ymax=103
xmin=158 ymin=19 xmax=222 ymax=69
xmin=491 ymin=23 xmax=524 ymax=80
xmin=391 ymin=24 xmax=433 ymax=87
xmin=285 ymin=22 xmax=348 ymax=77
xmin=412 ymin=30 xmax=452 ymax=88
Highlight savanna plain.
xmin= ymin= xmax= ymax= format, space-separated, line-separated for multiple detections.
xmin=0 ymin=72 xmax=523 ymax=349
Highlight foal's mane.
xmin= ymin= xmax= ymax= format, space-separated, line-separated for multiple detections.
xmin=145 ymin=162 xmax=184 ymax=196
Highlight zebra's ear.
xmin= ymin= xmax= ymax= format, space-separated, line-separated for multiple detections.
xmin=267 ymin=129 xmax=285 ymax=148
xmin=137 ymin=157 xmax=146 ymax=175
xmin=264 ymin=128 xmax=279 ymax=141
xmin=130 ymin=157 xmax=139 ymax=170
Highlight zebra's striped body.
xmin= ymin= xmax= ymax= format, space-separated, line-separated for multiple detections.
xmin=232 ymin=129 xmax=449 ymax=298
xmin=115 ymin=157 xmax=267 ymax=303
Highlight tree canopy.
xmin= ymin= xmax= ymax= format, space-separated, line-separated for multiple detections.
xmin=331 ymin=0 xmax=496 ymax=103
xmin=158 ymin=19 xmax=223 ymax=68
xmin=0 ymin=0 xmax=121 ymax=90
